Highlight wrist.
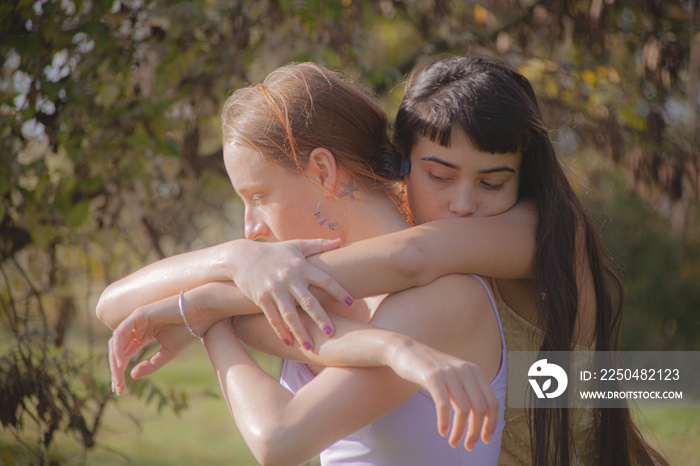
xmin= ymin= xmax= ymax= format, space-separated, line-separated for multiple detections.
xmin=382 ymin=332 xmax=413 ymax=370
xmin=185 ymin=286 xmax=217 ymax=337
xmin=178 ymin=290 xmax=204 ymax=340
xmin=212 ymin=239 xmax=244 ymax=281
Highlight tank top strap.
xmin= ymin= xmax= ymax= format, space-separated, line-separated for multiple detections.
xmin=468 ymin=274 xmax=506 ymax=354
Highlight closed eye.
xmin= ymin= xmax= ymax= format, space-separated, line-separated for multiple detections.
xmin=248 ymin=193 xmax=267 ymax=206
xmin=428 ymin=172 xmax=451 ymax=182
xmin=481 ymin=181 xmax=504 ymax=190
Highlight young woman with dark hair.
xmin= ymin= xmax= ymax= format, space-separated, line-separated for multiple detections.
xmin=388 ymin=55 xmax=667 ymax=466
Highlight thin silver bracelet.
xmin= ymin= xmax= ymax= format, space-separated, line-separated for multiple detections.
xmin=179 ymin=290 xmax=202 ymax=340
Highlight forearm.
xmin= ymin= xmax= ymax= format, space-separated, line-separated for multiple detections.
xmin=204 ymin=321 xmax=303 ymax=466
xmin=307 ymin=198 xmax=537 ymax=298
xmin=234 ymin=313 xmax=416 ymax=370
xmin=205 ymin=320 xmax=343 ymax=466
xmin=104 ymin=281 xmax=261 ymax=340
xmin=96 ymin=240 xmax=247 ymax=328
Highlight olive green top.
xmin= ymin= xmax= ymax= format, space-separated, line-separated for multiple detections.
xmin=493 ymin=281 xmax=597 ymax=466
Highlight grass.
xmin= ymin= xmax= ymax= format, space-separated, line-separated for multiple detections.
xmin=633 ymin=403 xmax=700 ymax=466
xmin=85 ymin=343 xmax=321 ymax=466
xmin=0 ymin=335 xmax=319 ymax=466
xmin=85 ymin=345 xmax=254 ymax=465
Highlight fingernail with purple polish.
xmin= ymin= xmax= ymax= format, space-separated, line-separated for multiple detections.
xmin=303 ymin=341 xmax=312 ymax=350
xmin=284 ymin=339 xmax=292 ymax=347
xmin=345 ymin=296 xmax=353 ymax=306
xmin=324 ymin=326 xmax=333 ymax=336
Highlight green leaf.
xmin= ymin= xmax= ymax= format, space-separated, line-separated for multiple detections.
xmin=127 ymin=122 xmax=151 ymax=149
xmin=63 ymin=199 xmax=90 ymax=229
xmin=28 ymin=219 xmax=54 ymax=250
xmin=1 ymin=446 xmax=15 ymax=466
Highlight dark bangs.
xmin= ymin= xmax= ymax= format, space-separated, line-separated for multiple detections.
xmin=394 ymin=55 xmax=542 ymax=157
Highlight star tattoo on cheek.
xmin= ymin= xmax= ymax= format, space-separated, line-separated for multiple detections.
xmin=338 ymin=180 xmax=359 ymax=200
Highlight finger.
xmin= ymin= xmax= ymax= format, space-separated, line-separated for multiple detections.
xmin=131 ymin=346 xmax=177 ymax=380
xmin=478 ymin=376 xmax=499 ymax=445
xmin=257 ymin=297 xmax=294 ymax=346
xmin=111 ymin=325 xmax=132 ymax=369
xmin=109 ymin=335 xmax=128 ymax=395
xmin=108 ymin=337 xmax=120 ymax=393
xmin=123 ymin=336 xmax=143 ymax=359
xmin=461 ymin=387 xmax=487 ymax=452
xmin=111 ymin=320 xmax=152 ymax=394
xmin=428 ymin=381 xmax=452 ymax=438
xmin=295 ymin=237 xmax=342 ymax=257
xmin=274 ymin=293 xmax=313 ymax=350
xmin=123 ymin=325 xmax=149 ymax=360
xmin=444 ymin=378 xmax=473 ymax=448
xmin=109 ymin=326 xmax=130 ymax=387
xmin=448 ymin=398 xmax=469 ymax=450
xmin=289 ymin=284 xmax=334 ymax=337
xmin=304 ymin=267 xmax=353 ymax=306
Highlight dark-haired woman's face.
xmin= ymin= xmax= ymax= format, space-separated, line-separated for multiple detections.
xmin=405 ymin=127 xmax=521 ymax=223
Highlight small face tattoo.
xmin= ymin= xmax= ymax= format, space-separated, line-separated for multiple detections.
xmin=338 ymin=180 xmax=359 ymax=200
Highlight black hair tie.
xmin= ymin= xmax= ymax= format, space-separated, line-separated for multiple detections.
xmin=380 ymin=149 xmax=411 ymax=178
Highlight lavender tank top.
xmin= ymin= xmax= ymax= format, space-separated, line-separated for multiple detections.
xmin=280 ymin=275 xmax=507 ymax=465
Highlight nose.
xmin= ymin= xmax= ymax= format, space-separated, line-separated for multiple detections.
xmin=449 ymin=184 xmax=477 ymax=217
xmin=244 ymin=207 xmax=270 ymax=241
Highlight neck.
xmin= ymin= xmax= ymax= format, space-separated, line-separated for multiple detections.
xmin=335 ymin=192 xmax=408 ymax=244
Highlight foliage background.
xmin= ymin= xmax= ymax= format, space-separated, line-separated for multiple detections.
xmin=1 ymin=0 xmax=699 ymax=464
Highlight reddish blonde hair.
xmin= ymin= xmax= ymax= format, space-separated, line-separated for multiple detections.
xmin=222 ymin=62 xmax=400 ymax=195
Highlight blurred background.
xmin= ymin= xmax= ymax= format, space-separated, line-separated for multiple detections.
xmin=1 ymin=0 xmax=698 ymax=464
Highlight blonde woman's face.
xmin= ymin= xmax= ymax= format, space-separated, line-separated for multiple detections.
xmin=224 ymin=143 xmax=322 ymax=242
xmin=405 ymin=127 xmax=521 ymax=224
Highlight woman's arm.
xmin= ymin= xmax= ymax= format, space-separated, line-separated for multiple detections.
xmin=229 ymin=199 xmax=537 ymax=326
xmin=205 ymin=273 xmax=502 ymax=464
xmin=205 ymin=322 xmax=416 ymax=466
xmin=107 ymin=281 xmax=256 ymax=394
xmin=98 ymin=199 xmax=535 ymax=346
xmin=109 ymin=280 xmax=498 ymax=447
xmin=232 ymin=311 xmax=498 ymax=449
xmin=96 ymin=237 xmax=348 ymax=344
xmin=308 ymin=199 xmax=537 ymax=295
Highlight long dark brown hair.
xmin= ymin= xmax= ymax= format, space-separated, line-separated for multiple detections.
xmin=393 ymin=54 xmax=667 ymax=466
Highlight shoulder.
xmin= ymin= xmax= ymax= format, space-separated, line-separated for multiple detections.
xmin=371 ymin=274 xmax=496 ymax=345
xmin=411 ymin=273 xmax=493 ymax=310
xmin=383 ymin=274 xmax=491 ymax=305
xmin=380 ymin=273 xmax=493 ymax=315
xmin=374 ymin=274 xmax=502 ymax=376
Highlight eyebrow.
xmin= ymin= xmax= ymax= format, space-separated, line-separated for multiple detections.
xmin=421 ymin=156 xmax=516 ymax=174
xmin=421 ymin=156 xmax=459 ymax=169
xmin=233 ymin=183 xmax=260 ymax=198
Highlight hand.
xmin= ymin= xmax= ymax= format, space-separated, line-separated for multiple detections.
xmin=225 ymin=238 xmax=352 ymax=349
xmin=109 ymin=295 xmax=198 ymax=395
xmin=387 ymin=339 xmax=499 ymax=451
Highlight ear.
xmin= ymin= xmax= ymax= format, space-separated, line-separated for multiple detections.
xmin=305 ymin=148 xmax=338 ymax=192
